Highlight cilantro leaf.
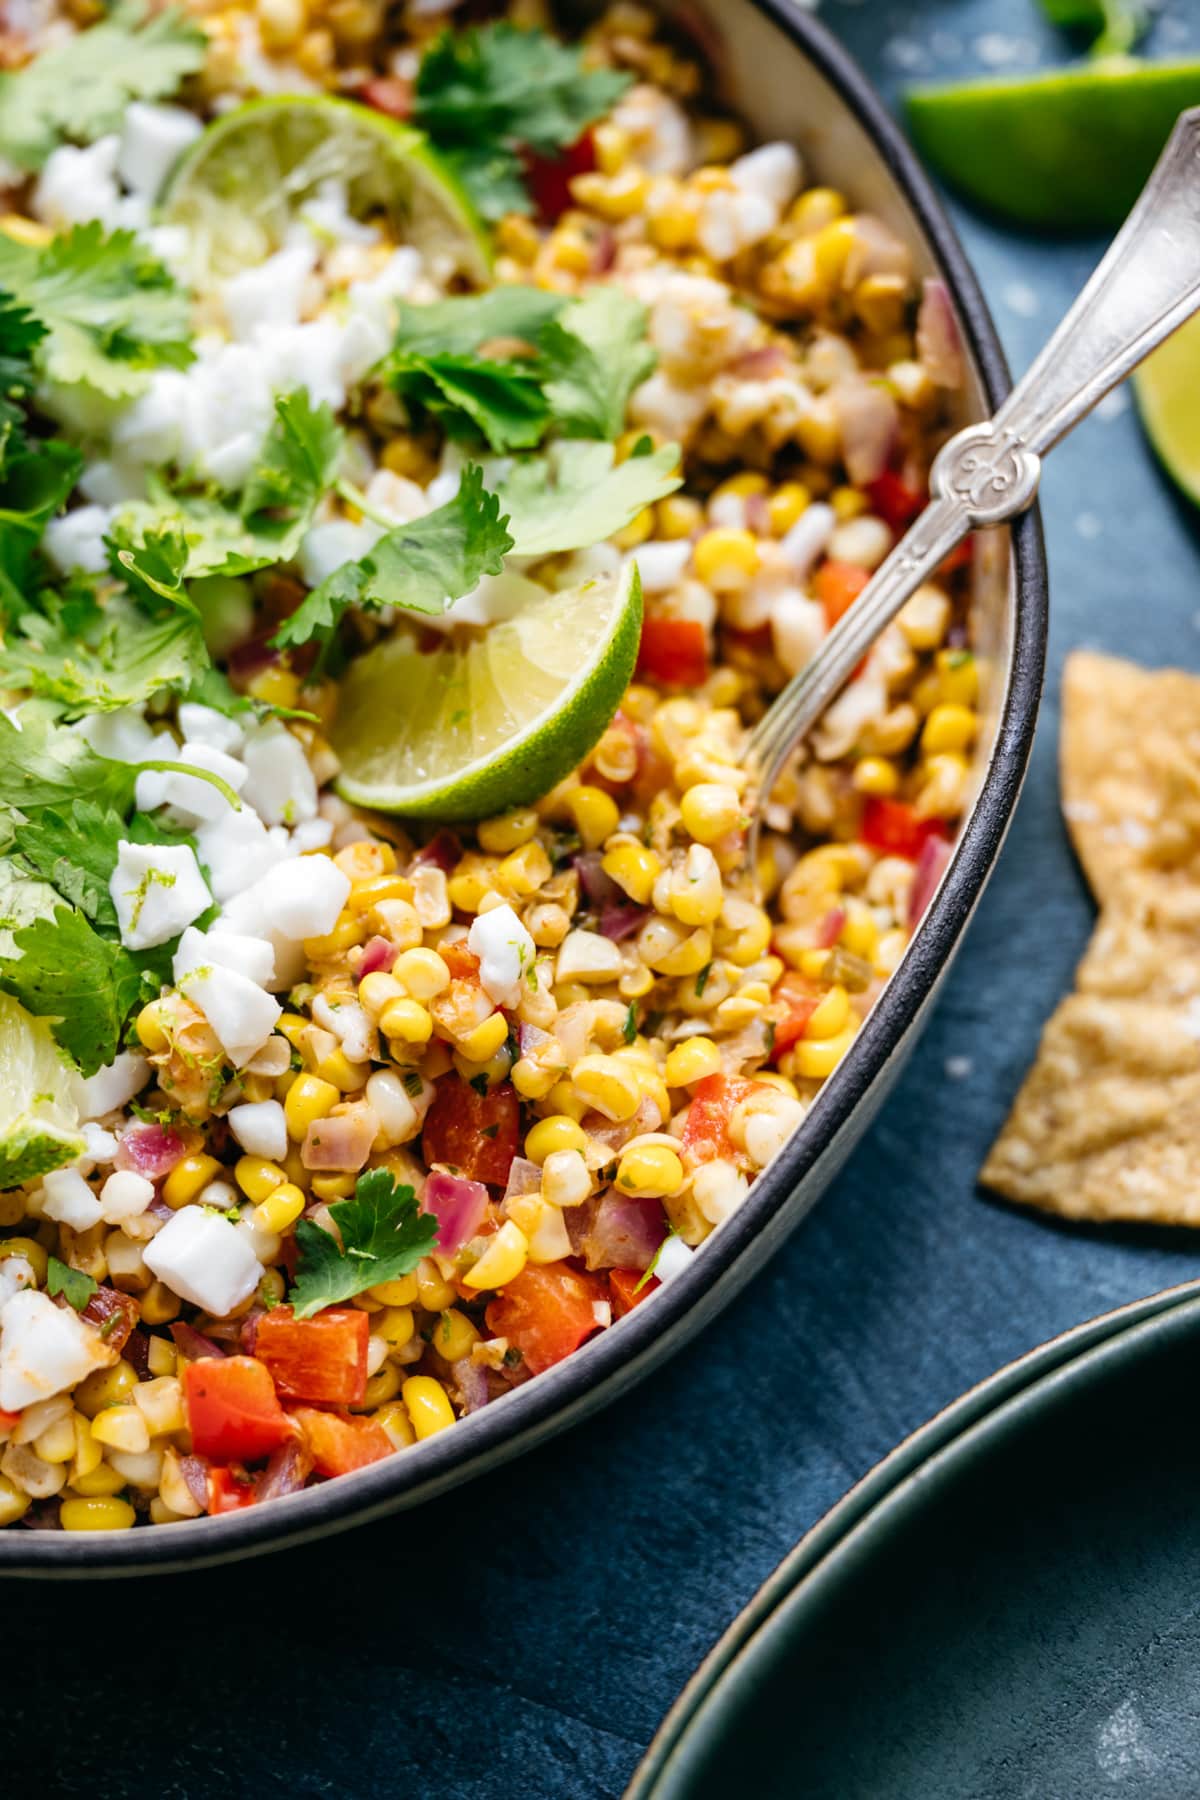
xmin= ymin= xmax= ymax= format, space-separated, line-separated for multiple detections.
xmin=46 ymin=1256 xmax=98 ymax=1312
xmin=289 ymin=1168 xmax=439 ymax=1317
xmin=0 ymin=895 xmax=144 ymax=1075
xmin=0 ymin=294 xmax=44 ymax=466
xmin=10 ymin=799 xmax=129 ymax=932
xmin=498 ymin=439 xmax=682 ymax=556
xmin=389 ymin=352 xmax=550 ymax=453
xmin=0 ymin=2 xmax=207 ymax=172
xmin=272 ymin=463 xmax=513 ymax=649
xmin=0 ymin=589 xmax=208 ymax=717
xmin=390 ymin=288 xmax=566 ymax=359
xmin=0 ymin=225 xmax=193 ymax=398
xmin=539 ymin=288 xmax=656 ymax=442
xmin=0 ymin=709 xmax=138 ymax=818
xmin=414 ymin=23 xmax=631 ymax=220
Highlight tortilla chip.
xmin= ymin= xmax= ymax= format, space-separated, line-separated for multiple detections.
xmin=1060 ymin=649 xmax=1200 ymax=903
xmin=1076 ymin=877 xmax=1200 ymax=1012
xmin=979 ymin=993 xmax=1200 ymax=1225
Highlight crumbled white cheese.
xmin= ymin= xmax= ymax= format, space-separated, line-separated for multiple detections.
xmin=135 ymin=741 xmax=247 ymax=823
xmin=72 ymin=1051 xmax=150 ymax=1122
xmin=117 ymin=102 xmax=203 ymax=201
xmin=98 ymin=1170 xmax=155 ymax=1227
xmin=227 ymin=1100 xmax=288 ymax=1162
xmin=0 ymin=1291 xmax=114 ymax=1412
xmin=143 ymin=1206 xmax=262 ymax=1317
xmin=173 ymin=925 xmax=275 ymax=989
xmin=109 ymin=840 xmax=210 ymax=951
xmin=40 ymin=1167 xmax=102 ymax=1232
xmin=42 ymin=504 xmax=112 ymax=575
xmin=195 ymin=809 xmax=290 ymax=904
xmin=176 ymin=963 xmax=282 ymax=1069
xmin=653 ymin=1235 xmax=694 ymax=1286
xmin=469 ymin=903 xmax=536 ymax=1008
xmin=215 ymin=853 xmax=351 ymax=943
xmin=239 ymin=720 xmax=318 ymax=826
xmin=177 ymin=702 xmax=245 ymax=756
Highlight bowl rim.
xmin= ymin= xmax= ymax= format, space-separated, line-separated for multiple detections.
xmin=0 ymin=0 xmax=1048 ymax=1576
xmin=624 ymin=1277 xmax=1200 ymax=1797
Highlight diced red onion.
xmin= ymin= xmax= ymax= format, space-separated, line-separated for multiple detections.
xmin=256 ymin=1437 xmax=313 ymax=1503
xmin=170 ymin=1320 xmax=228 ymax=1362
xmin=844 ymin=214 xmax=911 ymax=285
xmin=227 ymin=635 xmax=279 ymax=689
xmin=301 ymin=1104 xmax=377 ymax=1172
xmin=744 ymin=491 xmax=772 ymax=534
xmin=908 ymin=832 xmax=953 ymax=929
xmin=590 ymin=226 xmax=617 ymax=274
xmin=503 ymin=1157 xmax=543 ymax=1203
xmin=573 ymin=1189 xmax=665 ymax=1272
xmin=452 ymin=1357 xmax=490 ymax=1414
xmin=730 ymin=343 xmax=791 ymax=379
xmin=518 ymin=1022 xmax=553 ymax=1058
xmin=573 ymin=850 xmax=623 ymax=911
xmin=916 ymin=278 xmax=964 ymax=389
xmin=359 ymin=935 xmax=396 ymax=977
xmin=115 ymin=1123 xmax=189 ymax=1181
xmin=600 ymin=902 xmax=646 ymax=942
xmin=423 ymin=1168 xmax=489 ymax=1252
xmin=146 ymin=1196 xmax=173 ymax=1225
xmin=123 ymin=1329 xmax=151 ymax=1378
xmin=832 ymin=378 xmax=898 ymax=486
xmin=815 ymin=906 xmax=846 ymax=950
xmin=17 ymin=1501 xmax=63 ymax=1530
xmin=412 ymin=829 xmax=460 ymax=873
xmin=179 ymin=1454 xmax=210 ymax=1511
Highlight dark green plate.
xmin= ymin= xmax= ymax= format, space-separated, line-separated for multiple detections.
xmin=630 ymin=1281 xmax=1200 ymax=1800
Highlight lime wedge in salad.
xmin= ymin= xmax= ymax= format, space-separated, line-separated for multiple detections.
xmin=0 ymin=993 xmax=85 ymax=1189
xmin=907 ymin=61 xmax=1200 ymax=230
xmin=1134 ymin=312 xmax=1200 ymax=507
xmin=160 ymin=94 xmax=490 ymax=286
xmin=332 ymin=563 xmax=643 ymax=819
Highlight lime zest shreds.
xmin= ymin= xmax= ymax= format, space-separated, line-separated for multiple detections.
xmin=332 ymin=561 xmax=643 ymax=820
xmin=1135 ymin=313 xmax=1200 ymax=510
xmin=0 ymin=993 xmax=85 ymax=1189
xmin=159 ymin=94 xmax=490 ymax=288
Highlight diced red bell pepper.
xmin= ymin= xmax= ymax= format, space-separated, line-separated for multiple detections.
xmin=422 ymin=1076 xmax=520 ymax=1187
xmin=80 ymin=1285 xmax=139 ymax=1354
xmin=814 ymin=559 xmax=870 ymax=629
xmin=484 ymin=1264 xmax=607 ymax=1375
xmin=637 ymin=616 xmax=710 ymax=688
xmin=0 ymin=1409 xmax=21 ymax=1438
xmin=867 ymin=468 xmax=925 ymax=532
xmin=207 ymin=1465 xmax=257 ymax=1515
xmin=609 ymin=1267 xmax=657 ymax=1318
xmin=253 ymin=1307 xmax=369 ymax=1407
xmin=290 ymin=1408 xmax=393 ymax=1479
xmin=680 ymin=1073 xmax=758 ymax=1164
xmin=524 ymin=127 xmax=596 ymax=222
xmin=939 ymin=536 xmax=974 ymax=576
xmin=860 ymin=796 xmax=950 ymax=861
xmin=359 ymin=75 xmax=412 ymax=119
xmin=770 ymin=971 xmax=823 ymax=1062
xmin=183 ymin=1356 xmax=294 ymax=1464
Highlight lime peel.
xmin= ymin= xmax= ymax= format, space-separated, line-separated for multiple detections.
xmin=1134 ymin=313 xmax=1200 ymax=509
xmin=0 ymin=993 xmax=85 ymax=1189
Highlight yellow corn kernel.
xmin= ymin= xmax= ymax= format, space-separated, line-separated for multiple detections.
xmin=71 ymin=1414 xmax=102 ymax=1481
xmin=380 ymin=997 xmax=434 ymax=1045
xmin=452 ymin=1043 xmax=513 ymax=1090
xmin=665 ymin=1036 xmax=722 ymax=1088
xmin=314 ymin=1047 xmax=369 ymax=1092
xmin=670 ymin=848 xmax=724 ymax=928
xmin=593 ymin=120 xmax=631 ymax=174
xmin=376 ymin=1399 xmax=417 ymax=1451
xmin=512 ymin=1057 xmax=562 ymax=1101
xmin=766 ymin=482 xmax=811 ymax=536
xmin=90 ymin=1406 xmax=151 ymax=1455
xmin=391 ymin=948 xmax=451 ymax=1001
xmin=680 ymin=783 xmax=742 ymax=845
xmin=539 ymin=1147 xmax=589 ymax=1210
xmin=284 ymin=1074 xmax=340 ymax=1140
xmin=131 ymin=1376 xmax=185 ymax=1437
xmin=478 ymin=809 xmax=540 ymax=855
xmin=247 ymin=665 xmax=300 ymax=710
xmin=252 ymin=1183 xmax=306 ymax=1236
xmin=276 ymin=1012 xmax=310 ymax=1049
xmin=139 ymin=1282 xmax=180 ymax=1327
xmin=852 ymin=756 xmax=899 ymax=797
xmin=70 ymin=1461 xmax=128 ymax=1497
xmin=415 ymin=1257 xmax=456 ymax=1313
xmin=921 ymin=703 xmax=977 ymax=756
xmin=0 ymin=1474 xmax=28 ymax=1526
xmin=135 ymin=1001 xmax=171 ymax=1053
xmin=525 ymin=1114 xmax=588 ymax=1163
xmin=571 ymin=165 xmax=649 ymax=220
xmin=601 ymin=841 xmax=661 ymax=905
xmin=499 ymin=839 xmax=552 ymax=895
xmin=693 ymin=527 xmax=760 ymax=592
xmin=788 ymin=185 xmax=846 ymax=234
xmin=457 ymin=1011 xmax=509 ymax=1064
xmin=811 ymin=214 xmax=858 ymax=289
xmin=0 ymin=1192 xmax=25 ymax=1227
xmin=830 ymin=485 xmax=868 ymax=522
xmin=876 ymin=927 xmax=908 ymax=975
xmin=374 ymin=1305 xmax=415 ymax=1349
xmin=34 ymin=1411 xmax=77 ymax=1465
xmin=613 ymin=505 xmax=655 ymax=550
xmin=0 ymin=1236 xmax=47 ymax=1284
xmin=495 ymin=211 xmax=540 ymax=262
xmin=839 ymin=899 xmax=878 ymax=962
xmin=650 ymin=924 xmax=713 ymax=978
xmin=0 ymin=212 xmax=53 ymax=248
xmin=462 ymin=1221 xmax=529 ymax=1291
xmin=656 ymin=493 xmax=704 ymax=539
xmin=916 ymin=752 xmax=970 ymax=820
xmin=804 ymin=984 xmax=850 ymax=1040
xmin=347 ymin=873 xmax=412 ymax=913
xmin=234 ymin=1155 xmax=286 ymax=1203
xmin=712 ymin=471 xmax=769 ymax=505
xmin=937 ymin=649 xmax=979 ymax=707
xmin=402 ymin=1375 xmax=456 ymax=1440
xmin=792 ymin=1023 xmax=857 ymax=1080
xmin=616 ymin=1143 xmax=685 ymax=1199
xmin=434 ymin=1309 xmax=480 ymax=1363
xmin=359 ymin=1363 xmax=401 ymax=1409
xmin=309 ymin=1173 xmax=356 ymax=1201
xmin=60 ymin=1495 xmax=136 ymax=1532
xmin=565 ymin=783 xmax=621 ymax=852
xmin=571 ymin=1053 xmax=642 ymax=1122
xmin=646 ymin=180 xmax=700 ymax=249
xmin=304 ymin=913 xmax=366 ymax=960
xmin=74 ymin=1360 xmax=138 ymax=1420
xmin=146 ymin=1338 xmax=177 ymax=1379
xmin=161 ymin=1153 xmax=221 ymax=1211
xmin=358 ymin=971 xmax=405 ymax=1016
xmin=370 ymin=1273 xmax=418 ymax=1308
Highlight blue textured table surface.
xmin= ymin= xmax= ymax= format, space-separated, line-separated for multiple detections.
xmin=15 ymin=5 xmax=1200 ymax=1795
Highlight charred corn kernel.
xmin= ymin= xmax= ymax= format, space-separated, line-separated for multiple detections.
xmin=276 ymin=1012 xmax=309 ymax=1049
xmin=839 ymin=899 xmax=878 ymax=962
xmin=131 ymin=1376 xmax=185 ymax=1437
xmin=60 ymin=1495 xmax=136 ymax=1532
xmin=315 ymin=1047 xmax=370 ymax=1092
xmin=358 ymin=971 xmax=405 ymax=1015
xmin=937 ymin=649 xmax=979 ymax=707
xmin=370 ymin=1274 xmax=418 ymax=1306
xmin=304 ymin=913 xmax=366 ymax=959
xmin=601 ymin=841 xmax=661 ymax=904
xmin=234 ymin=1155 xmax=286 ymax=1203
xmin=135 ymin=1001 xmax=171 ymax=1052
xmin=139 ymin=1282 xmax=180 ymax=1327
xmin=415 ymin=1257 xmax=455 ymax=1313
xmin=793 ymin=1023 xmax=857 ymax=1080
xmin=377 ymin=1399 xmax=416 ymax=1450
xmin=831 ymin=485 xmax=868 ymax=521
xmin=478 ymin=809 xmax=539 ymax=854
xmin=457 ymin=1011 xmax=509 ymax=1064
xmin=712 ymin=471 xmax=769 ymax=505
xmin=462 ymin=1220 xmax=528 ymax=1291
xmin=348 ymin=873 xmax=412 ymax=913
xmin=0 ymin=1192 xmax=25 ymax=1227
xmin=374 ymin=1305 xmax=414 ymax=1348
xmin=390 ymin=948 xmax=449 ymax=1001
xmin=34 ymin=1412 xmax=77 ymax=1464
xmin=247 ymin=665 xmax=300 ymax=710
xmin=0 ymin=1237 xmax=47 ymax=1284
xmin=665 ymin=1036 xmax=722 ymax=1087
xmin=309 ymin=1173 xmax=356 ymax=1201
xmin=252 ymin=1183 xmax=306 ymax=1235
xmin=146 ymin=1338 xmax=177 ymax=1378
xmin=680 ymin=783 xmax=741 ymax=845
xmin=593 ymin=121 xmax=631 ymax=173
xmin=0 ymin=1473 xmax=28 ymax=1526
xmin=812 ymin=214 xmax=858 ymax=289
xmin=789 ymin=185 xmax=846 ymax=234
xmin=72 ymin=1415 xmax=102 ymax=1480
xmin=71 ymin=1460 xmax=127 ymax=1497
xmin=571 ymin=166 xmax=649 ymax=220
xmin=381 ymin=433 xmax=431 ymax=479
xmin=541 ymin=1147 xmax=591 ymax=1209
xmin=613 ymin=506 xmax=655 ymax=550
xmin=804 ymin=984 xmax=850 ymax=1039
xmin=852 ymin=756 xmax=899 ymax=797
xmin=656 ymin=493 xmax=704 ymax=538
xmin=571 ymin=1054 xmax=642 ymax=1122
xmin=284 ymin=1074 xmax=340 ymax=1140
xmin=693 ymin=527 xmax=759 ymax=591
xmin=402 ymin=1375 xmax=455 ymax=1439
xmin=525 ymin=1115 xmax=588 ymax=1163
xmin=0 ymin=212 xmax=52 ymax=248
xmin=499 ymin=839 xmax=552 ymax=895
xmin=512 ymin=1056 xmax=561 ymax=1101
xmin=616 ymin=1143 xmax=684 ymax=1199
xmin=434 ymin=1309 xmax=479 ymax=1362
xmin=91 ymin=1406 xmax=150 ymax=1455
xmin=767 ymin=482 xmax=811 ymax=534
xmin=916 ymin=752 xmax=969 ymax=819
xmin=670 ymin=845 xmax=724 ymax=927
xmin=161 ymin=1152 xmax=220 ymax=1209
xmin=921 ymin=703 xmax=977 ymax=756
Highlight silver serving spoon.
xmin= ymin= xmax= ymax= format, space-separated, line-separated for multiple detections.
xmin=748 ymin=104 xmax=1200 ymax=857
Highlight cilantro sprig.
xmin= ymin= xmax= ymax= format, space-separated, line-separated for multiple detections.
xmin=46 ymin=1255 xmax=99 ymax=1312
xmin=289 ymin=1168 xmax=439 ymax=1318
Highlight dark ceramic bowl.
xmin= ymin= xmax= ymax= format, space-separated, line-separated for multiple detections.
xmin=1 ymin=0 xmax=1047 ymax=1576
xmin=627 ymin=1279 xmax=1200 ymax=1800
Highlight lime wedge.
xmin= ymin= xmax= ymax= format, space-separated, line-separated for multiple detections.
xmin=160 ymin=94 xmax=490 ymax=286
xmin=332 ymin=563 xmax=643 ymax=819
xmin=1134 ymin=312 xmax=1200 ymax=506
xmin=906 ymin=60 xmax=1200 ymax=230
xmin=0 ymin=993 xmax=85 ymax=1190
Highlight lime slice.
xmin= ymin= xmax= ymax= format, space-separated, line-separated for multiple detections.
xmin=332 ymin=563 xmax=643 ymax=819
xmin=1134 ymin=312 xmax=1200 ymax=506
xmin=906 ymin=61 xmax=1200 ymax=230
xmin=0 ymin=993 xmax=85 ymax=1190
xmin=160 ymin=94 xmax=490 ymax=286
